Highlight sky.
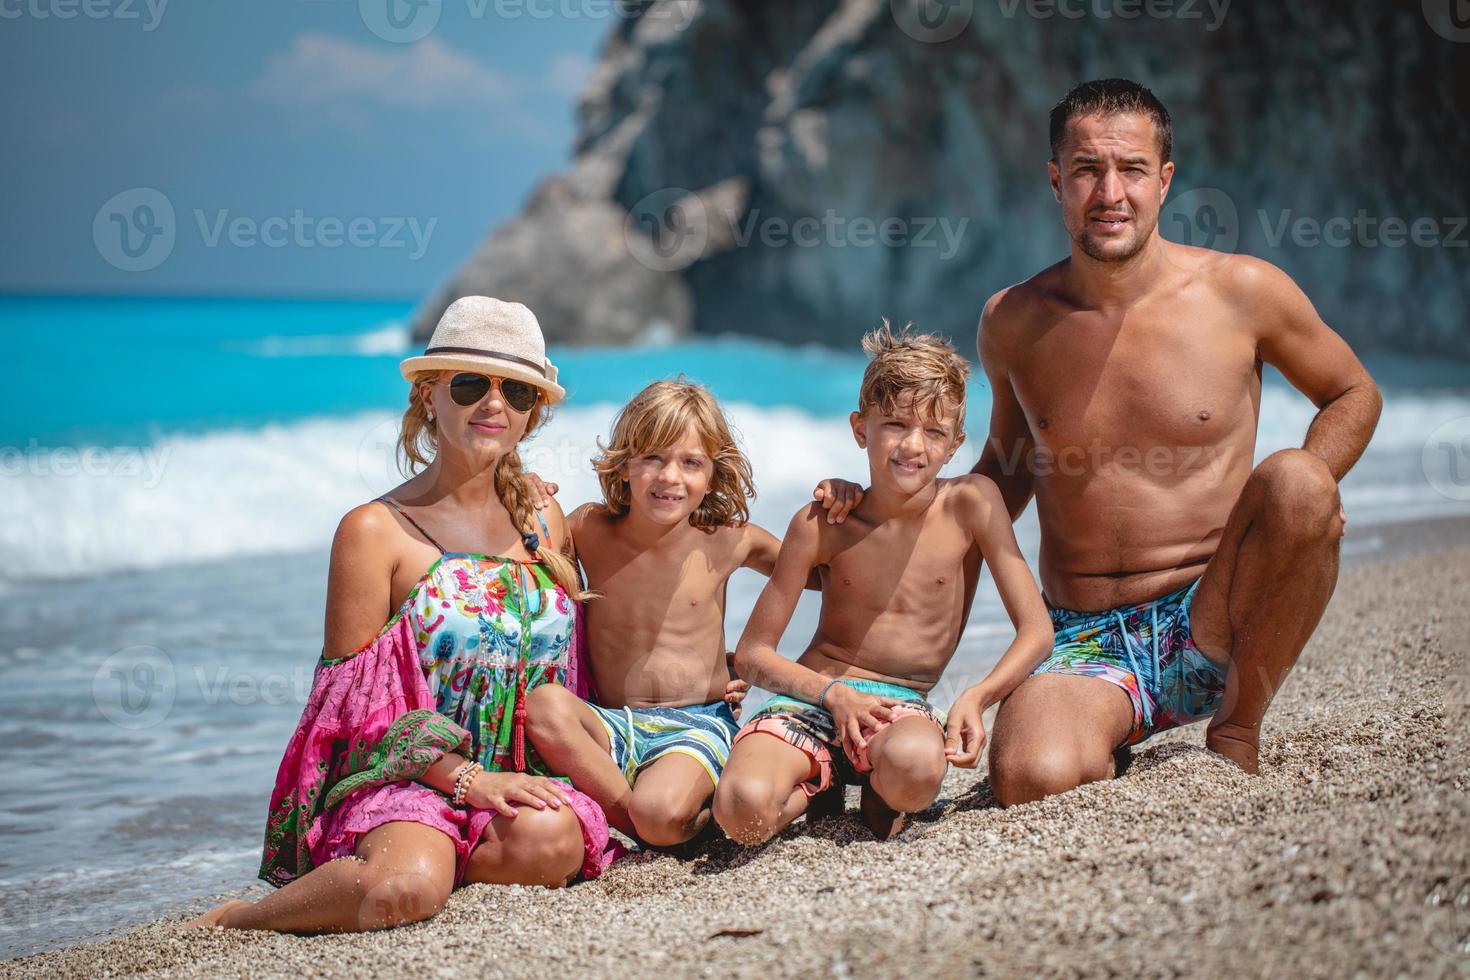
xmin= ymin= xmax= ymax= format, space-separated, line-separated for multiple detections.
xmin=1 ymin=0 xmax=612 ymax=298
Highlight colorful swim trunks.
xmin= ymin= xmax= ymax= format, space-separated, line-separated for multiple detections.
xmin=587 ymin=699 xmax=741 ymax=787
xmin=733 ymin=679 xmax=945 ymax=796
xmin=1032 ymin=579 xmax=1228 ymax=746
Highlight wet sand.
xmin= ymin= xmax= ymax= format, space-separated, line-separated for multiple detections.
xmin=6 ymin=540 xmax=1468 ymax=978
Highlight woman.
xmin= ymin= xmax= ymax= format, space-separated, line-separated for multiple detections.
xmin=191 ymin=296 xmax=617 ymax=932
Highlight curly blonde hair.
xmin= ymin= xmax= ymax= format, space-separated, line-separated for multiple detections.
xmin=396 ymin=370 xmax=589 ymax=599
xmin=858 ymin=319 xmax=969 ymax=431
xmin=593 ymin=379 xmax=754 ymax=532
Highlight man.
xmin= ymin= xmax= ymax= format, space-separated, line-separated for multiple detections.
xmin=818 ymin=78 xmax=1380 ymax=802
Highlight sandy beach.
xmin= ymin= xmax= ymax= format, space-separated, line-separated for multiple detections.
xmin=6 ymin=537 xmax=1468 ymax=978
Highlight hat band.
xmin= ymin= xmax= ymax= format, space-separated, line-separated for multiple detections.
xmin=423 ymin=346 xmax=546 ymax=378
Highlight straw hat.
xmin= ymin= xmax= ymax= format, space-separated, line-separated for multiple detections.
xmin=399 ymin=296 xmax=565 ymax=404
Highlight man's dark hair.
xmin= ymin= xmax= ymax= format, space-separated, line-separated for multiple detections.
xmin=1049 ymin=78 xmax=1172 ymax=163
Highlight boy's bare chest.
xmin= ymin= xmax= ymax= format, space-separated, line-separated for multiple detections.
xmin=821 ymin=519 xmax=972 ymax=603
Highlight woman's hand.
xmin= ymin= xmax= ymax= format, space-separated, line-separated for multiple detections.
xmin=813 ymin=479 xmax=865 ymax=524
xmin=463 ymin=770 xmax=573 ymax=817
xmin=523 ymin=472 xmax=560 ymax=510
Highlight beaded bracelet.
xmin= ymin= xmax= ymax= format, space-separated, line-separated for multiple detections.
xmin=817 ymin=678 xmax=847 ymax=710
xmin=451 ymin=761 xmax=483 ymax=806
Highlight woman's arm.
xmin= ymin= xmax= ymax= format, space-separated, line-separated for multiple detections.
xmin=321 ymin=502 xmax=401 ymax=659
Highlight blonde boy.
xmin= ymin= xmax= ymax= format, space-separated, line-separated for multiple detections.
xmin=713 ymin=323 xmax=1054 ymax=840
xmin=527 ymin=380 xmax=813 ymax=847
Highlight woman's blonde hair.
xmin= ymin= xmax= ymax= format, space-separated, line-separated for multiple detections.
xmin=858 ymin=319 xmax=970 ymax=431
xmin=593 ymin=379 xmax=754 ymax=532
xmin=396 ymin=370 xmax=589 ymax=599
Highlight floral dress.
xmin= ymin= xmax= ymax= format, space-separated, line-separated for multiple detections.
xmin=258 ymin=504 xmax=616 ymax=887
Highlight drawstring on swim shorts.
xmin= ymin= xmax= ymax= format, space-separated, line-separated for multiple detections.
xmin=1113 ymin=604 xmax=1162 ymax=729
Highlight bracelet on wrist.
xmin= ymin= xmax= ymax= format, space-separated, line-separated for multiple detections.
xmin=451 ymin=761 xmax=483 ymax=806
xmin=817 ymin=678 xmax=847 ymax=710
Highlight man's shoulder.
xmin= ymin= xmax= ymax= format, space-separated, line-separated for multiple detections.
xmin=979 ymin=262 xmax=1070 ymax=352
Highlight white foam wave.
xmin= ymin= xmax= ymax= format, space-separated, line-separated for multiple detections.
xmin=236 ymin=321 xmax=411 ymax=357
xmin=0 ymin=388 xmax=1466 ymax=582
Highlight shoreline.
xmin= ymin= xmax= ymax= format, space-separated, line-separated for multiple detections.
xmin=5 ymin=516 xmax=1468 ymax=977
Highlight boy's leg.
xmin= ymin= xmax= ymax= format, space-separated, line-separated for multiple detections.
xmin=625 ymin=753 xmax=716 ymax=848
xmin=524 ymin=684 xmax=636 ymax=839
xmin=860 ymin=714 xmax=948 ymax=839
xmin=712 ymin=733 xmax=822 ymax=846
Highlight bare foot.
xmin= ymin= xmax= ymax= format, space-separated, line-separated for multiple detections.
xmin=859 ymin=785 xmax=906 ymax=840
xmin=1205 ymin=720 xmax=1260 ymax=774
xmin=179 ymin=899 xmax=251 ymax=930
xmin=806 ymin=783 xmax=845 ymax=824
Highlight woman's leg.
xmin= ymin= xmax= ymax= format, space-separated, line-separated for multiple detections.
xmin=464 ymin=803 xmax=584 ymax=888
xmin=188 ymin=821 xmax=456 ymax=933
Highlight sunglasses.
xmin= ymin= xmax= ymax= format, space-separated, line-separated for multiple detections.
xmin=441 ymin=373 xmax=540 ymax=413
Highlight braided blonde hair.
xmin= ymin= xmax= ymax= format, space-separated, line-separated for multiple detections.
xmin=397 ymin=370 xmax=589 ymax=600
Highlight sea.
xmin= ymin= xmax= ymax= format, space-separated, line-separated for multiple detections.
xmin=2 ymin=294 xmax=1468 ymax=958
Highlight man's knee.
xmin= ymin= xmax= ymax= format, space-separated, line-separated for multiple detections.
xmin=712 ymin=773 xmax=782 ymax=845
xmin=1251 ymin=450 xmax=1342 ymax=538
xmin=989 ymin=741 xmax=1112 ymax=808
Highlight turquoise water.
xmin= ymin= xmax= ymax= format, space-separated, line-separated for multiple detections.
xmin=1 ymin=295 xmax=896 ymax=447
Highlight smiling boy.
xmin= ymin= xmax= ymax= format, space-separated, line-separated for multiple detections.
xmin=713 ymin=323 xmax=1053 ymax=841
xmin=526 ymin=380 xmax=811 ymax=848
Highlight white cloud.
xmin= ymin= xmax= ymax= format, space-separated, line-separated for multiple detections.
xmin=248 ymin=33 xmax=518 ymax=110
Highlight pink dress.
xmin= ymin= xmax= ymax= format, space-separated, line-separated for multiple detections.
xmin=258 ymin=507 xmax=618 ymax=888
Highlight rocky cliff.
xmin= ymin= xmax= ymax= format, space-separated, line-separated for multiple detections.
xmin=412 ymin=0 xmax=1470 ymax=358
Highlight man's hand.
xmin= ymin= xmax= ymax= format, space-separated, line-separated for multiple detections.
xmin=463 ymin=771 xmax=572 ymax=817
xmin=723 ymin=677 xmax=751 ymax=719
xmin=944 ymin=686 xmax=989 ymax=768
xmin=523 ymin=472 xmax=560 ymax=510
xmin=825 ymin=682 xmax=904 ymax=759
xmin=812 ymin=479 xmax=864 ymax=524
